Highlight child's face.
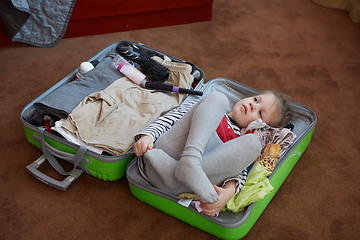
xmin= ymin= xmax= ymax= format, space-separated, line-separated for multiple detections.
xmin=230 ymin=93 xmax=282 ymax=128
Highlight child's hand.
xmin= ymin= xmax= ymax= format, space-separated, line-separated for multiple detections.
xmin=134 ymin=135 xmax=153 ymax=156
xmin=200 ymin=182 xmax=236 ymax=216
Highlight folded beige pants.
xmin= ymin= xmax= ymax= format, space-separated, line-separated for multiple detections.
xmin=62 ymin=59 xmax=194 ymax=155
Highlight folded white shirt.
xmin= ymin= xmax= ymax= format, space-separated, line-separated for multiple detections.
xmin=52 ymin=119 xmax=103 ymax=154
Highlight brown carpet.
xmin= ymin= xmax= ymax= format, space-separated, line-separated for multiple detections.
xmin=1 ymin=0 xmax=359 ymax=239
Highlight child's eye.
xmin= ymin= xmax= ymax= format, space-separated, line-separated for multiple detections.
xmin=259 ymin=111 xmax=263 ymax=118
xmin=254 ymin=97 xmax=258 ymax=102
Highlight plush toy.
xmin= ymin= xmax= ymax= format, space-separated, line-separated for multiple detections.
xmin=256 ymin=143 xmax=281 ymax=173
xmin=178 ymin=193 xmax=201 ymax=201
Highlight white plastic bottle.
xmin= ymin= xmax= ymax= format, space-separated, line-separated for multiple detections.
xmin=76 ymin=62 xmax=94 ymax=79
xmin=113 ymin=56 xmax=146 ymax=86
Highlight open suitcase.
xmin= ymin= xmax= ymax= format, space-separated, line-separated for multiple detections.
xmin=21 ymin=41 xmax=204 ymax=191
xmin=126 ymin=78 xmax=317 ymax=240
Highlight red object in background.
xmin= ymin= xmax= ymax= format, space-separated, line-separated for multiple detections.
xmin=0 ymin=0 xmax=213 ymax=47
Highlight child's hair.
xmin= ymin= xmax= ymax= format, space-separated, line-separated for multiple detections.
xmin=264 ymin=90 xmax=293 ymax=128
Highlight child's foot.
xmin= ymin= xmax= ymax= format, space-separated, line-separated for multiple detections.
xmin=175 ymin=157 xmax=219 ymax=203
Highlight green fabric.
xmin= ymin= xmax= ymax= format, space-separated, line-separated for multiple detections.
xmin=223 ymin=162 xmax=274 ymax=213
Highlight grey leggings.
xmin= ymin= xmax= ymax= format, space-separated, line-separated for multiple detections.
xmin=145 ymin=92 xmax=262 ymax=197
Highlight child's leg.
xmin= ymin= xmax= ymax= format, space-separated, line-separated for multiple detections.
xmin=145 ymin=134 xmax=261 ymax=198
xmin=145 ymin=148 xmax=179 ymax=188
xmin=145 ymin=91 xmax=229 ymax=203
xmin=174 ymin=92 xmax=229 ymax=202
xmin=203 ymin=134 xmax=262 ymax=185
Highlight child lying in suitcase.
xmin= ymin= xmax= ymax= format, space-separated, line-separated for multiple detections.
xmin=134 ymin=91 xmax=295 ymax=216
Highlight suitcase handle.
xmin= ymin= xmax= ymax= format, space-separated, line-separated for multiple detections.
xmin=32 ymin=133 xmax=90 ymax=173
xmin=26 ymin=127 xmax=87 ymax=190
xmin=26 ymin=155 xmax=83 ymax=191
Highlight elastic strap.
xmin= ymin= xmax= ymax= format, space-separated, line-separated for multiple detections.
xmin=39 ymin=127 xmax=87 ymax=176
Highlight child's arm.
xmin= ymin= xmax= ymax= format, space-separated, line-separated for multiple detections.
xmin=136 ymin=98 xmax=199 ymax=142
xmin=134 ymin=98 xmax=200 ymax=154
xmin=200 ymin=181 xmax=237 ymax=216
